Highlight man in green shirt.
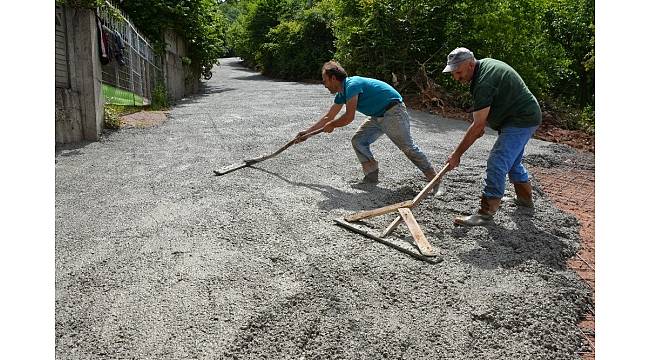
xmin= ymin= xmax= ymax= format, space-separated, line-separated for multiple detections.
xmin=443 ymin=48 xmax=541 ymax=226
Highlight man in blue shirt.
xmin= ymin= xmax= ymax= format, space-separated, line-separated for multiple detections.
xmin=295 ymin=61 xmax=439 ymax=186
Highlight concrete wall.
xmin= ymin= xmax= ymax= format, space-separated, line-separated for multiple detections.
xmin=55 ymin=6 xmax=199 ymax=144
xmin=55 ymin=89 xmax=83 ymax=143
xmin=55 ymin=8 xmax=104 ymax=144
xmin=164 ymin=30 xmax=199 ymax=102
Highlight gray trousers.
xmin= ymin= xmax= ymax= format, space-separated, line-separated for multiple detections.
xmin=351 ymin=103 xmax=433 ymax=173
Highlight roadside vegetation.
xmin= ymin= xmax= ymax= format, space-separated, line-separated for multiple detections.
xmin=63 ymin=0 xmax=594 ymax=146
xmin=220 ymin=0 xmax=594 ymax=140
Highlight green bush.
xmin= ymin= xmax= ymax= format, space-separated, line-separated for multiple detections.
xmin=443 ymin=0 xmax=565 ymax=97
xmin=225 ymin=0 xmax=594 ymax=129
xmin=151 ymin=83 xmax=169 ymax=111
xmin=103 ymin=105 xmax=121 ymax=130
xmin=257 ymin=5 xmax=336 ymax=80
xmin=542 ymin=0 xmax=595 ymax=107
xmin=579 ymin=105 xmax=595 ymax=134
xmin=230 ymin=0 xmax=304 ymax=68
xmin=331 ymin=0 xmax=453 ymax=84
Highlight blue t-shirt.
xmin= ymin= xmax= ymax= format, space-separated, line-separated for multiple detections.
xmin=334 ymin=76 xmax=402 ymax=117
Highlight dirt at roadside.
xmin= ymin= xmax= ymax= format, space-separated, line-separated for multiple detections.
xmin=119 ymin=110 xmax=168 ymax=128
xmin=526 ymin=147 xmax=596 ymax=360
xmin=532 ymin=165 xmax=595 ymax=359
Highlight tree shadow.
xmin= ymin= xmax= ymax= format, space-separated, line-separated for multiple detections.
xmin=169 ymin=83 xmax=239 ymax=109
xmin=221 ymin=58 xmax=254 ymax=72
xmin=200 ymin=84 xmax=236 ymax=95
xmin=249 ymin=166 xmax=418 ymax=212
xmin=231 ymin=73 xmax=294 ymax=82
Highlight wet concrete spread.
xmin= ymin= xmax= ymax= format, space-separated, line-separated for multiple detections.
xmin=56 ymin=58 xmax=592 ymax=359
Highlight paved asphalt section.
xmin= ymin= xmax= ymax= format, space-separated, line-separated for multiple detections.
xmin=56 ymin=57 xmax=593 ymax=359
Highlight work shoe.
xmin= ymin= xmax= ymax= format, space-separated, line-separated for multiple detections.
xmin=512 ymin=181 xmax=534 ymax=208
xmin=360 ymin=169 xmax=379 ymax=184
xmin=503 ymin=181 xmax=534 ymax=208
xmin=354 ymin=160 xmax=379 ymax=184
xmin=454 ymin=196 xmax=501 ymax=226
xmin=424 ymin=169 xmax=444 ymax=196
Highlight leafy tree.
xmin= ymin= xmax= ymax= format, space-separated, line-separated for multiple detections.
xmin=221 ymin=0 xmax=595 ymax=130
xmin=543 ymin=0 xmax=595 ymax=107
xmin=258 ymin=4 xmax=336 ymax=79
xmin=114 ymin=0 xmax=229 ymax=74
xmin=331 ymin=0 xmax=453 ymax=85
xmin=440 ymin=0 xmax=568 ymax=98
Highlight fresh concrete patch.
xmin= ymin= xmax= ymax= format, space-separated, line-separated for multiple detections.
xmin=56 ymin=58 xmax=593 ymax=359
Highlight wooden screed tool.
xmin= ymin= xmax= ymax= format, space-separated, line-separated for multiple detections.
xmin=213 ymin=127 xmax=325 ymax=176
xmin=336 ymin=163 xmax=451 ymax=259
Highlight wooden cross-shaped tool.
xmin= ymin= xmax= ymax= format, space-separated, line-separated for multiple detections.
xmin=341 ymin=163 xmax=450 ymax=257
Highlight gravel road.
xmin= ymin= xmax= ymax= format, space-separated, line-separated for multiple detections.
xmin=55 ymin=57 xmax=593 ymax=359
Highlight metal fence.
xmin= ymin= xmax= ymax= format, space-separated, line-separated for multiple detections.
xmin=97 ymin=0 xmax=163 ymax=105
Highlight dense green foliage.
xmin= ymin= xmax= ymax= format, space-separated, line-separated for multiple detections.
xmin=222 ymin=0 xmax=594 ymax=132
xmin=225 ymin=0 xmax=333 ymax=79
xmin=118 ymin=0 xmax=229 ymax=74
xmin=63 ymin=0 xmax=595 ymax=132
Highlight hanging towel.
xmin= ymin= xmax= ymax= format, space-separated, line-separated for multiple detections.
xmin=102 ymin=25 xmax=115 ymax=64
xmin=96 ymin=17 xmax=110 ymax=65
xmin=113 ymin=31 xmax=126 ymax=66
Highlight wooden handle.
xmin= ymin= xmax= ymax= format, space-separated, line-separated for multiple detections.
xmin=295 ymin=126 xmax=326 ymax=142
xmin=245 ymin=127 xmax=326 ymax=164
xmin=334 ymin=218 xmax=442 ymax=264
xmin=412 ymin=162 xmax=451 ymax=207
xmin=382 ymin=162 xmax=451 ymax=236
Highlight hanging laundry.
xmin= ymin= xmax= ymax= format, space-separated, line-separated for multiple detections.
xmin=102 ymin=25 xmax=115 ymax=64
xmin=96 ymin=16 xmax=110 ymax=65
xmin=112 ymin=31 xmax=126 ymax=66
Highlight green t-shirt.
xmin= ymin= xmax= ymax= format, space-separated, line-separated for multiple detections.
xmin=470 ymin=58 xmax=541 ymax=130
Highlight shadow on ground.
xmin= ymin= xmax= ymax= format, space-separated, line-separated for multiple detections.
xmin=250 ymin=166 xmax=417 ymax=212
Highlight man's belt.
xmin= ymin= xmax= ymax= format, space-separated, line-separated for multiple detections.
xmin=383 ymin=100 xmax=402 ymax=114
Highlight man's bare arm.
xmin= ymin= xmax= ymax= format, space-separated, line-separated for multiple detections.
xmin=447 ymin=106 xmax=490 ymax=169
xmin=295 ymin=103 xmax=344 ymax=142
xmin=324 ymin=95 xmax=358 ymax=132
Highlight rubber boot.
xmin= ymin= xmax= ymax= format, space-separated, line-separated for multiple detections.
xmin=423 ymin=168 xmax=443 ymax=196
xmin=359 ymin=160 xmax=379 ymax=184
xmin=512 ymin=181 xmax=534 ymax=208
xmin=454 ymin=196 xmax=501 ymax=226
